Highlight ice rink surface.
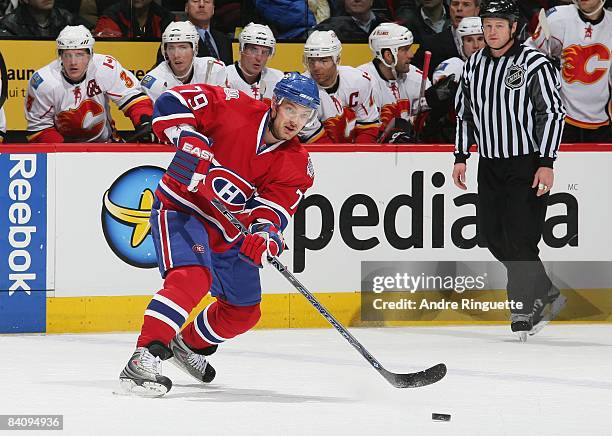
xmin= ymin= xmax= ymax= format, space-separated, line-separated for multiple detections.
xmin=2 ymin=325 xmax=611 ymax=436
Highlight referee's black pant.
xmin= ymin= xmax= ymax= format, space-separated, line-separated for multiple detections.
xmin=477 ymin=154 xmax=552 ymax=316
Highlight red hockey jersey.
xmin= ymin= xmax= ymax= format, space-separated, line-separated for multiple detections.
xmin=152 ymin=84 xmax=314 ymax=251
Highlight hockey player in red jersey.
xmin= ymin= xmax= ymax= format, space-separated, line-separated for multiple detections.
xmin=25 ymin=25 xmax=153 ymax=143
xmin=118 ymin=72 xmax=320 ymax=397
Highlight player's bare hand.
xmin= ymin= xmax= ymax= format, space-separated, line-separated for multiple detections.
xmin=452 ymin=163 xmax=467 ymax=190
xmin=532 ymin=167 xmax=554 ymax=197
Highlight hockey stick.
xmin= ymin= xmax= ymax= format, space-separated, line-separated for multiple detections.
xmin=203 ymin=58 xmax=214 ymax=84
xmin=412 ymin=50 xmax=432 ymax=143
xmin=209 ymin=196 xmax=447 ymax=388
xmin=258 ymin=80 xmax=267 ymax=101
xmin=377 ymin=117 xmax=396 ymax=143
xmin=122 ymin=122 xmax=153 ymax=143
xmin=414 ymin=50 xmax=431 ymax=117
xmin=538 ymin=9 xmax=552 ymax=56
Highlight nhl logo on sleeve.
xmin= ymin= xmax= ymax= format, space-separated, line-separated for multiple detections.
xmin=504 ymin=65 xmax=525 ymax=89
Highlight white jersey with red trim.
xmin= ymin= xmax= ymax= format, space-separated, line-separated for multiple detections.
xmin=25 ymin=53 xmax=149 ymax=142
xmin=224 ymin=63 xmax=284 ymax=103
xmin=528 ymin=5 xmax=612 ymax=128
xmin=302 ymin=65 xmax=381 ymax=143
xmin=358 ymin=60 xmax=430 ymax=132
xmin=432 ymin=57 xmax=464 ymax=84
xmin=140 ymin=57 xmax=226 ymax=102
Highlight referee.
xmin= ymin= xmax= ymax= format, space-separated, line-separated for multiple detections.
xmin=451 ymin=0 xmax=567 ymax=341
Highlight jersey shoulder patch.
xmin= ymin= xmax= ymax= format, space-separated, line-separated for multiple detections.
xmin=141 ymin=74 xmax=157 ymax=89
xmin=545 ymin=7 xmax=557 ymax=16
xmin=436 ymin=62 xmax=449 ymax=72
xmin=306 ymin=155 xmax=315 ymax=179
xmin=31 ymin=72 xmax=44 ymax=90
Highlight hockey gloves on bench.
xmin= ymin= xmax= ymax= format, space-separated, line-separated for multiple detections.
xmin=239 ymin=223 xmax=284 ymax=268
xmin=166 ymin=130 xmax=214 ymax=193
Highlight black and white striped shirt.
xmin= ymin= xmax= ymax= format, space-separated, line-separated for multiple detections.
xmin=455 ymin=42 xmax=566 ymax=167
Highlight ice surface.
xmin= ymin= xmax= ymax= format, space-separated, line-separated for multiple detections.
xmin=1 ymin=325 xmax=610 ymax=436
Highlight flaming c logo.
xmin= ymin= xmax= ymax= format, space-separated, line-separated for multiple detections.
xmin=56 ymin=99 xmax=105 ymax=140
xmin=379 ymin=100 xmax=411 ymax=128
xmin=562 ymin=44 xmax=610 ymax=85
xmin=323 ymin=107 xmax=357 ymax=143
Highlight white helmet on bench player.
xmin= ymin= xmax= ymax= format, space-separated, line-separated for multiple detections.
xmin=162 ymin=21 xmax=199 ymax=60
xmin=239 ymin=23 xmax=276 ymax=56
xmin=368 ymin=23 xmax=414 ymax=68
xmin=56 ymin=25 xmax=94 ymax=57
xmin=303 ymin=30 xmax=342 ymax=66
xmin=457 ymin=16 xmax=483 ymax=38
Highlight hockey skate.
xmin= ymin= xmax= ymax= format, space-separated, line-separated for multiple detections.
xmin=530 ymin=287 xmax=567 ymax=336
xmin=510 ymin=314 xmax=533 ymax=342
xmin=118 ymin=347 xmax=172 ymax=397
xmin=169 ymin=334 xmax=217 ymax=384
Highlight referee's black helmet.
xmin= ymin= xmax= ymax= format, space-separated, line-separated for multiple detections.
xmin=480 ymin=0 xmax=520 ymax=22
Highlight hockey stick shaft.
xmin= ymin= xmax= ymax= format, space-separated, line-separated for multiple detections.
xmin=209 ymin=196 xmax=446 ymax=388
xmin=414 ymin=50 xmax=431 ymax=116
xmin=538 ymin=9 xmax=552 ymax=56
xmin=203 ymin=58 xmax=214 ymax=84
xmin=377 ymin=117 xmax=396 ymax=143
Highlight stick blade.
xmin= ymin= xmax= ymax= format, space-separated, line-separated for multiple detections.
xmin=538 ymin=8 xmax=551 ymax=39
xmin=383 ymin=363 xmax=447 ymax=388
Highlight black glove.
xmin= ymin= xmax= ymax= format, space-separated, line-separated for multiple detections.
xmin=388 ymin=131 xmax=416 ymax=144
xmin=129 ymin=115 xmax=156 ymax=143
xmin=425 ymin=74 xmax=457 ymax=109
xmin=388 ymin=118 xmax=418 ymax=144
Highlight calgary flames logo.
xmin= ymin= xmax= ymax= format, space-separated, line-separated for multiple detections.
xmin=323 ymin=107 xmax=357 ymax=143
xmin=562 ymin=44 xmax=610 ymax=85
xmin=56 ymin=100 xmax=106 ymax=141
xmin=379 ymin=100 xmax=411 ymax=129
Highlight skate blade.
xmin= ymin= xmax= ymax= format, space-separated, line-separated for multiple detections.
xmin=529 ymin=295 xmax=567 ymax=336
xmin=115 ymin=378 xmax=169 ymax=398
xmin=516 ymin=331 xmax=528 ymax=342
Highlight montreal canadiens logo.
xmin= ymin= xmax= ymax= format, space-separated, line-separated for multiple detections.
xmin=207 ymin=167 xmax=256 ymax=212
xmin=192 ymin=244 xmax=206 ymax=253
xmin=212 ymin=176 xmax=248 ymax=205
xmin=504 ymin=65 xmax=525 ymax=89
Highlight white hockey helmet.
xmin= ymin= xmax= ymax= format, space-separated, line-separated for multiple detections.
xmin=56 ymin=25 xmax=94 ymax=56
xmin=239 ymin=22 xmax=276 ymax=56
xmin=162 ymin=21 xmax=199 ymax=59
xmin=368 ymin=23 xmax=414 ymax=68
xmin=303 ymin=30 xmax=342 ymax=65
xmin=457 ymin=17 xmax=483 ymax=37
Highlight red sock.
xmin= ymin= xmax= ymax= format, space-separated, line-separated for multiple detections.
xmin=137 ymin=265 xmax=211 ymax=348
xmin=181 ymin=299 xmax=261 ymax=350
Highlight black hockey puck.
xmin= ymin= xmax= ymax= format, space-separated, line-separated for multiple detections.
xmin=432 ymin=413 xmax=451 ymax=421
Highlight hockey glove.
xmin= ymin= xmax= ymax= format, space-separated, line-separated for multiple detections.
xmin=238 ymin=223 xmax=284 ymax=268
xmin=166 ymin=130 xmax=214 ymax=193
xmin=424 ymin=74 xmax=457 ymax=109
xmin=129 ymin=115 xmax=156 ymax=143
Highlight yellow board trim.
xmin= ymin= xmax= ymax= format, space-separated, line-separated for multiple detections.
xmin=46 ymin=289 xmax=612 ymax=333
